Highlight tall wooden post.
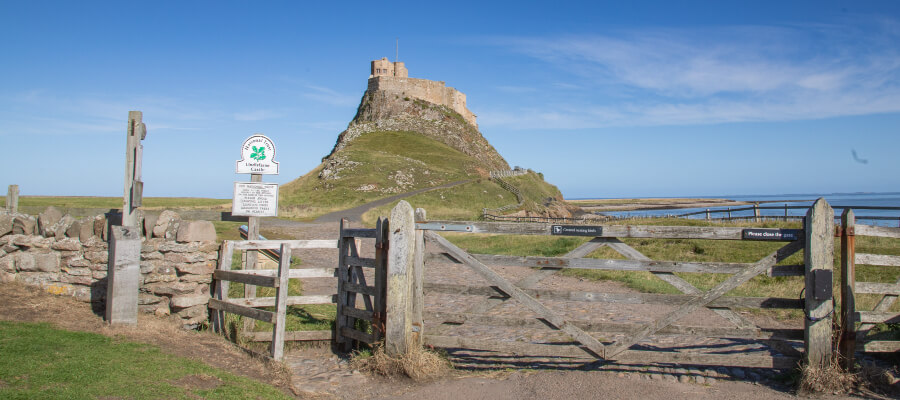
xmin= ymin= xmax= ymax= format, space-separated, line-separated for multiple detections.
xmin=6 ymin=185 xmax=18 ymax=213
xmin=243 ymin=173 xmax=262 ymax=333
xmin=385 ymin=201 xmax=421 ymax=356
xmin=412 ymin=208 xmax=426 ymax=346
xmin=754 ymin=203 xmax=761 ymax=223
xmin=839 ymin=209 xmax=856 ymax=369
xmin=804 ymin=198 xmax=834 ymax=367
xmin=123 ymin=111 xmax=146 ymax=227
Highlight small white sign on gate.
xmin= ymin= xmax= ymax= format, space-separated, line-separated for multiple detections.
xmin=232 ymin=182 xmax=279 ymax=217
xmin=236 ymin=134 xmax=279 ymax=174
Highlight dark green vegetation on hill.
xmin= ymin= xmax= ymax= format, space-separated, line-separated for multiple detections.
xmin=0 ymin=321 xmax=290 ymax=400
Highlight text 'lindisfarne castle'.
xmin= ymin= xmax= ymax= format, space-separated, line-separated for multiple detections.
xmin=368 ymin=57 xmax=478 ymax=128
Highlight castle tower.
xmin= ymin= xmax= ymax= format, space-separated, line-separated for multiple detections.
xmin=370 ymin=57 xmax=408 ymax=78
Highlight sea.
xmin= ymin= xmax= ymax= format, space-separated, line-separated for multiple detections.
xmin=595 ymin=192 xmax=900 ymax=227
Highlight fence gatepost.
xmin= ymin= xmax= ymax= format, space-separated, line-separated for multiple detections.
xmin=839 ymin=209 xmax=856 ymax=369
xmin=6 ymin=185 xmax=18 ymax=213
xmin=804 ymin=197 xmax=834 ymax=367
xmin=385 ymin=201 xmax=422 ymax=356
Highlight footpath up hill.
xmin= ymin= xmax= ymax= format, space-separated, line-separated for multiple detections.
xmin=280 ymin=61 xmax=566 ymax=221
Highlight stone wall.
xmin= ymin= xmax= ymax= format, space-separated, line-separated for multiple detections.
xmin=368 ymin=76 xmax=477 ymax=128
xmin=0 ymin=207 xmax=219 ymax=328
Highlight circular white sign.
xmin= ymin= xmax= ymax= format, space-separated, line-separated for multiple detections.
xmin=236 ymin=134 xmax=279 ymax=174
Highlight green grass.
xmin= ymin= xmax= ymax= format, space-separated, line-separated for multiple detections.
xmin=279 ymin=130 xmax=481 ymax=220
xmin=361 ymin=179 xmax=514 ymax=224
xmin=0 ymin=321 xmax=290 ymax=400
xmin=3 ymin=196 xmax=230 ymax=210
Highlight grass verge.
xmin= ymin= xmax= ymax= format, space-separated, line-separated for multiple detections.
xmin=0 ymin=321 xmax=290 ymax=400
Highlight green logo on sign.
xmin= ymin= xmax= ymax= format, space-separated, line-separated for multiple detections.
xmin=250 ymin=146 xmax=266 ymax=161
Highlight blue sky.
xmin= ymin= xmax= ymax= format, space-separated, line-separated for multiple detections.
xmin=2 ymin=1 xmax=899 ymax=199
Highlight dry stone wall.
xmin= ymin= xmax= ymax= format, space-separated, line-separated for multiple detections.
xmin=0 ymin=207 xmax=219 ymax=328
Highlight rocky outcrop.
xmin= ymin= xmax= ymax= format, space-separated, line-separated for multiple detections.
xmin=323 ymin=90 xmax=509 ymax=174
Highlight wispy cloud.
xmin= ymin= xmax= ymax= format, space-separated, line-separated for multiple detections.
xmin=480 ymin=18 xmax=900 ymax=129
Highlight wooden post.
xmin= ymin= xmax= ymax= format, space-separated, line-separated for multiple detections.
xmin=334 ymin=219 xmax=351 ymax=352
xmin=243 ymin=173 xmax=262 ymax=333
xmin=385 ymin=201 xmax=418 ymax=356
xmin=804 ymin=198 xmax=834 ymax=367
xmin=727 ymin=207 xmax=732 ymax=220
xmin=123 ymin=111 xmax=146 ymax=227
xmin=105 ymin=225 xmax=141 ymax=325
xmin=784 ymin=204 xmax=788 ymax=221
xmin=271 ymin=243 xmax=291 ymax=361
xmin=754 ymin=203 xmax=761 ymax=223
xmin=373 ymin=217 xmax=389 ymax=341
xmin=5 ymin=185 xmax=18 ymax=213
xmin=412 ymin=208 xmax=426 ymax=346
xmin=212 ymin=241 xmax=234 ymax=334
xmin=839 ymin=209 xmax=856 ymax=369
xmin=705 ymin=209 xmax=710 ymax=221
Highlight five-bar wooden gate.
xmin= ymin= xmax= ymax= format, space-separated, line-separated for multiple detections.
xmin=388 ymin=199 xmax=837 ymax=368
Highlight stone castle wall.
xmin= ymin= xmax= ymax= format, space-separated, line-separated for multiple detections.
xmin=0 ymin=207 xmax=219 ymax=328
xmin=367 ymin=76 xmax=478 ymax=128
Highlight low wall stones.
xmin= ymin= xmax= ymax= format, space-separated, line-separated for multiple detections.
xmin=0 ymin=207 xmax=219 ymax=328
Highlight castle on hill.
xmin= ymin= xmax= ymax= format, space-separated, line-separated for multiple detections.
xmin=368 ymin=57 xmax=477 ymax=128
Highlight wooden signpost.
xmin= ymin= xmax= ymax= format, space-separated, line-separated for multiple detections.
xmin=232 ymin=134 xmax=279 ymax=334
xmin=106 ymin=111 xmax=147 ymax=325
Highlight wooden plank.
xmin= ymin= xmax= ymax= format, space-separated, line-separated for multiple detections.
xmin=856 ymin=253 xmax=900 ymax=267
xmin=430 ymin=312 xmax=803 ymax=340
xmin=804 ymin=198 xmax=835 ymax=367
xmin=343 ymin=228 xmax=376 ymax=238
xmin=212 ymin=241 xmax=233 ymax=334
xmin=447 ymin=253 xmax=791 ymax=274
xmin=857 ymin=282 xmax=900 ymax=295
xmin=341 ymin=327 xmax=376 ymax=344
xmin=857 ymin=311 xmax=900 ymax=324
xmin=208 ymin=298 xmax=275 ymax=323
xmin=855 ymin=224 xmax=900 ymax=239
xmin=245 ymin=330 xmax=333 ymax=342
xmin=373 ymin=217 xmax=388 ymax=342
xmin=858 ymin=341 xmax=900 ymax=353
xmin=343 ymin=282 xmax=376 ymax=296
xmin=213 ymin=269 xmax=278 ymax=288
xmin=232 ymin=239 xmax=339 ymax=250
xmin=604 ymin=240 xmax=803 ymax=359
xmin=225 ymin=295 xmax=336 ymax=307
xmin=348 ymin=239 xmax=374 ymax=312
xmin=346 ymin=256 xmax=376 ymax=268
xmin=424 ymin=282 xmax=802 ymax=309
xmin=271 ymin=244 xmax=292 ymax=361
xmin=424 ymin=220 xmax=752 ymax=240
xmin=343 ymin=306 xmax=375 ymax=322
xmin=424 ymin=335 xmax=798 ymax=369
xmin=231 ymin=268 xmax=337 ymax=279
xmin=426 ymin=231 xmax=607 ymax=358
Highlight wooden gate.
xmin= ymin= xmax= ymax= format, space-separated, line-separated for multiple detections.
xmin=387 ymin=199 xmax=836 ymax=369
xmin=839 ymin=209 xmax=900 ymax=366
xmin=209 ymin=219 xmax=388 ymax=360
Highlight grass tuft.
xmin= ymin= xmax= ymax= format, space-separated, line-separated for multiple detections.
xmin=350 ymin=345 xmax=451 ymax=381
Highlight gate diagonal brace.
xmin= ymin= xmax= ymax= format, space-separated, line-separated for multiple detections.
xmin=425 ymin=231 xmax=607 ymax=359
xmin=604 ymin=240 xmax=803 ymax=359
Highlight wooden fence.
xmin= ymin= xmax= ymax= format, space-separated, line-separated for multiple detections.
xmin=385 ymin=199 xmax=838 ymax=369
xmin=839 ymin=209 xmax=900 ymax=367
xmin=209 ymin=219 xmax=387 ymax=360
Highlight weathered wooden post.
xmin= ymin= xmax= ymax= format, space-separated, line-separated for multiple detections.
xmin=385 ymin=201 xmax=423 ymax=356
xmin=6 ymin=185 xmax=18 ymax=213
xmin=122 ymin=111 xmax=146 ymax=227
xmin=106 ymin=112 xmax=146 ymax=325
xmin=705 ymin=208 xmax=710 ymax=220
xmin=804 ymin=198 xmax=834 ymax=367
xmin=754 ymin=203 xmax=761 ymax=223
xmin=839 ymin=209 xmax=856 ymax=369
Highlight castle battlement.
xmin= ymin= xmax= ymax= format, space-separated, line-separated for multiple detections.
xmin=368 ymin=58 xmax=477 ymax=128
